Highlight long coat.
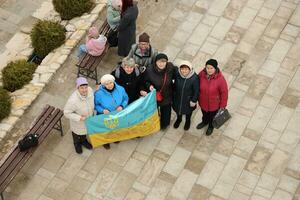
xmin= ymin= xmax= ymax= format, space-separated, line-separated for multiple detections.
xmin=94 ymin=83 xmax=129 ymax=114
xmin=172 ymin=69 xmax=199 ymax=115
xmin=117 ymin=4 xmax=139 ymax=57
xmin=111 ymin=66 xmax=142 ymax=104
xmin=64 ymin=87 xmax=94 ymax=135
xmin=198 ymin=69 xmax=228 ymax=112
xmin=142 ymin=62 xmax=175 ymax=106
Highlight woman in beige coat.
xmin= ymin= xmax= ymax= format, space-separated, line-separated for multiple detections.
xmin=64 ymin=77 xmax=94 ymax=154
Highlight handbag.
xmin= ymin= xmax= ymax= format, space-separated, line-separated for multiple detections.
xmin=156 ymin=73 xmax=167 ymax=102
xmin=18 ymin=133 xmax=39 ymax=151
xmin=212 ymin=108 xmax=231 ymax=129
xmin=107 ymin=29 xmax=118 ymax=47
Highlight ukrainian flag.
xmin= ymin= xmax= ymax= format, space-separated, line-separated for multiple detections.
xmin=85 ymin=90 xmax=160 ymax=148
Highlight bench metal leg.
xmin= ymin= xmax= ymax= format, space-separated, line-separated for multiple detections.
xmin=1 ymin=192 xmax=4 ymax=200
xmin=54 ymin=118 xmax=64 ymax=136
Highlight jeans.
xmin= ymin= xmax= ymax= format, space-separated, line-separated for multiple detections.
xmin=78 ymin=44 xmax=88 ymax=58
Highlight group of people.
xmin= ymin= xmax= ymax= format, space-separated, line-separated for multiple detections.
xmin=65 ymin=0 xmax=229 ymax=154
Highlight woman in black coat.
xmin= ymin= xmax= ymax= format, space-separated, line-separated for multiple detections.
xmin=118 ymin=0 xmax=139 ymax=57
xmin=172 ymin=60 xmax=199 ymax=130
xmin=142 ymin=53 xmax=175 ymax=130
xmin=111 ymin=57 xmax=145 ymax=104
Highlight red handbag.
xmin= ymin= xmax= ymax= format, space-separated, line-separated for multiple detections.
xmin=156 ymin=73 xmax=167 ymax=102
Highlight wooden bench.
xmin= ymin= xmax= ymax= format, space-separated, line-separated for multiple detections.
xmin=76 ymin=20 xmax=112 ymax=84
xmin=0 ymin=105 xmax=64 ymax=200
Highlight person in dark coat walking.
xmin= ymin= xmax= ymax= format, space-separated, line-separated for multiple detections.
xmin=117 ymin=0 xmax=139 ymax=57
xmin=111 ymin=57 xmax=147 ymax=104
xmin=196 ymin=59 xmax=228 ymax=136
xmin=172 ymin=60 xmax=199 ymax=131
xmin=142 ymin=53 xmax=175 ymax=130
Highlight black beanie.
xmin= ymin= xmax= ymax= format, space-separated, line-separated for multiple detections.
xmin=205 ymin=59 xmax=218 ymax=69
xmin=155 ymin=53 xmax=168 ymax=62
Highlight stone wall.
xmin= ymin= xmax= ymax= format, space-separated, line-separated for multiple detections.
xmin=0 ymin=0 xmax=107 ymax=140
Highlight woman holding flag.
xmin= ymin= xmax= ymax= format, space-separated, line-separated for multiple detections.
xmin=94 ymin=74 xmax=129 ymax=149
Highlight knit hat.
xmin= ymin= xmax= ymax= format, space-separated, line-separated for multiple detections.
xmin=88 ymin=27 xmax=99 ymax=38
xmin=112 ymin=0 xmax=122 ymax=9
xmin=205 ymin=59 xmax=218 ymax=69
xmin=155 ymin=53 xmax=168 ymax=62
xmin=100 ymin=74 xmax=115 ymax=85
xmin=139 ymin=32 xmax=150 ymax=43
xmin=179 ymin=60 xmax=192 ymax=70
xmin=76 ymin=77 xmax=88 ymax=88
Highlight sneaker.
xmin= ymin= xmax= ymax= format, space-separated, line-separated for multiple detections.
xmin=206 ymin=127 xmax=214 ymax=136
xmin=196 ymin=122 xmax=207 ymax=129
xmin=173 ymin=119 xmax=182 ymax=129
xmin=82 ymin=140 xmax=93 ymax=149
xmin=75 ymin=144 xmax=83 ymax=154
xmin=184 ymin=120 xmax=191 ymax=131
xmin=103 ymin=143 xmax=111 ymax=150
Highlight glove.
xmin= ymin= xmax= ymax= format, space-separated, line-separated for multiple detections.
xmin=190 ymin=101 xmax=196 ymax=107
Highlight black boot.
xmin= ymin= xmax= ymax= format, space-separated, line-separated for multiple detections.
xmin=184 ymin=120 xmax=191 ymax=131
xmin=82 ymin=140 xmax=93 ymax=149
xmin=196 ymin=122 xmax=208 ymax=129
xmin=206 ymin=127 xmax=214 ymax=136
xmin=173 ymin=118 xmax=182 ymax=129
xmin=74 ymin=143 xmax=83 ymax=154
xmin=103 ymin=143 xmax=111 ymax=150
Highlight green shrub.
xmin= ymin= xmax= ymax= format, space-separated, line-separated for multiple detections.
xmin=0 ymin=87 xmax=11 ymax=121
xmin=53 ymin=0 xmax=95 ymax=20
xmin=31 ymin=20 xmax=66 ymax=58
xmin=2 ymin=60 xmax=37 ymax=92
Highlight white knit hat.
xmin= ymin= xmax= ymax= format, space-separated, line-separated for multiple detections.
xmin=179 ymin=60 xmax=193 ymax=69
xmin=100 ymin=74 xmax=115 ymax=85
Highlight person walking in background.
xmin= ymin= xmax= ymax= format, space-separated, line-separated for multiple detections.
xmin=127 ymin=32 xmax=158 ymax=73
xmin=107 ymin=0 xmax=122 ymax=30
xmin=196 ymin=59 xmax=228 ymax=136
xmin=117 ymin=0 xmax=139 ymax=57
xmin=64 ymin=77 xmax=94 ymax=154
xmin=94 ymin=74 xmax=129 ymax=149
xmin=78 ymin=27 xmax=107 ymax=58
xmin=111 ymin=57 xmax=146 ymax=104
xmin=142 ymin=53 xmax=175 ymax=130
xmin=172 ymin=60 xmax=199 ymax=131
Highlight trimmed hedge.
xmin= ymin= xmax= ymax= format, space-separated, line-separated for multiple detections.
xmin=31 ymin=20 xmax=66 ymax=58
xmin=2 ymin=60 xmax=37 ymax=92
xmin=53 ymin=0 xmax=95 ymax=20
xmin=0 ymin=87 xmax=11 ymax=121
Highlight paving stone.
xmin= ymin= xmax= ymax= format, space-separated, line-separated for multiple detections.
xmin=87 ymin=168 xmax=119 ymax=199
xmin=124 ymin=189 xmax=145 ymax=200
xmin=163 ymin=146 xmax=191 ymax=177
xmin=271 ymin=189 xmax=292 ymax=200
xmin=235 ymin=7 xmax=257 ymax=29
xmin=229 ymin=190 xmax=250 ymax=200
xmin=278 ymin=130 xmax=300 ymax=153
xmin=196 ymin=158 xmax=225 ymax=189
xmin=277 ymin=175 xmax=299 ymax=194
xmin=107 ymin=171 xmax=136 ymax=200
xmin=210 ymin=17 xmax=233 ymax=40
xmin=245 ymin=146 xmax=272 ymax=176
xmin=188 ymin=23 xmax=211 ymax=46
xmin=208 ymin=0 xmax=231 ymax=16
xmin=213 ymin=42 xmax=236 ymax=66
xmin=289 ymin=4 xmax=300 ymax=27
xmin=264 ymin=149 xmax=290 ymax=177
xmin=167 ymin=169 xmax=198 ymax=200
xmin=223 ymin=113 xmax=250 ymax=140
xmin=177 ymin=133 xmax=199 ymax=152
xmin=145 ymin=179 xmax=172 ymax=200
xmin=188 ymin=184 xmax=210 ymax=200
xmin=137 ymin=157 xmax=165 ymax=187
xmin=225 ymin=25 xmax=245 ymax=44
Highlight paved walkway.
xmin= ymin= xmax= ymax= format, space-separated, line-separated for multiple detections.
xmin=2 ymin=0 xmax=300 ymax=199
xmin=0 ymin=0 xmax=46 ymax=54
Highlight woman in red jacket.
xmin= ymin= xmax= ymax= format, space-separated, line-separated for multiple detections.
xmin=196 ymin=59 xmax=228 ymax=136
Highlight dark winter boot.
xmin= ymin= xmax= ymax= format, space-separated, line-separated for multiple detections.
xmin=184 ymin=120 xmax=191 ymax=131
xmin=196 ymin=122 xmax=208 ymax=129
xmin=206 ymin=127 xmax=214 ymax=136
xmin=103 ymin=143 xmax=111 ymax=150
xmin=173 ymin=118 xmax=182 ymax=129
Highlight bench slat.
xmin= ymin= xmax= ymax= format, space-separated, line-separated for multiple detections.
xmin=0 ymin=106 xmax=54 ymax=175
xmin=38 ymin=111 xmax=63 ymax=143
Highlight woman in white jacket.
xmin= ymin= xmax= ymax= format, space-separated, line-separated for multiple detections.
xmin=64 ymin=77 xmax=94 ymax=154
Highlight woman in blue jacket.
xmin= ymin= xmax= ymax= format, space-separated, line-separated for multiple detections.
xmin=94 ymin=74 xmax=129 ymax=149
